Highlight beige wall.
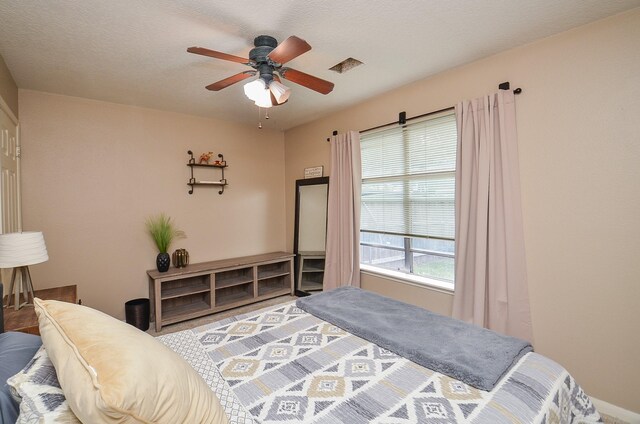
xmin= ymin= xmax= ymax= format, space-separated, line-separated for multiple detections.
xmin=361 ymin=272 xmax=453 ymax=316
xmin=19 ymin=90 xmax=286 ymax=319
xmin=0 ymin=54 xmax=18 ymax=118
xmin=284 ymin=9 xmax=640 ymax=412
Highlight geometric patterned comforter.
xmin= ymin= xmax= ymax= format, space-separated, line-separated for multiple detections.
xmin=159 ymin=302 xmax=602 ymax=424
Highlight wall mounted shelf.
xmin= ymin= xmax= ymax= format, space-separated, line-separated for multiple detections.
xmin=187 ymin=150 xmax=228 ymax=194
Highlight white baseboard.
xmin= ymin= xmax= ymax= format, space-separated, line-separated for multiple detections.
xmin=592 ymin=397 xmax=640 ymax=423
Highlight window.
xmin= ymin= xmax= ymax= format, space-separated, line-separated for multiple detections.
xmin=360 ymin=111 xmax=457 ymax=285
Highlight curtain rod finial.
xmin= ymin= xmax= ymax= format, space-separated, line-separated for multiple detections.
xmin=499 ymin=81 xmax=522 ymax=94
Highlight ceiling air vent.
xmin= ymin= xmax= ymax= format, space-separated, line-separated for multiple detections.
xmin=329 ymin=58 xmax=363 ymax=74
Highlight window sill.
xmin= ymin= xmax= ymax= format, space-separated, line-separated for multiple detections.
xmin=360 ymin=264 xmax=454 ymax=295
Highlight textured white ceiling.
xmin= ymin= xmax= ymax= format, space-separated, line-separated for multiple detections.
xmin=1 ymin=0 xmax=638 ymax=130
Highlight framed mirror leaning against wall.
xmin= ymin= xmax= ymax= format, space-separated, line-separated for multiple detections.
xmin=293 ymin=177 xmax=329 ymax=296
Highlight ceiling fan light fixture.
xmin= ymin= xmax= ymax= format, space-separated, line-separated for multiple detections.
xmin=243 ymin=78 xmax=266 ymax=101
xmin=254 ymin=87 xmax=273 ymax=108
xmin=269 ymin=80 xmax=291 ymax=104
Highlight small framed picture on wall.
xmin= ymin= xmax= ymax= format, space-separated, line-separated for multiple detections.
xmin=304 ymin=166 xmax=324 ymax=179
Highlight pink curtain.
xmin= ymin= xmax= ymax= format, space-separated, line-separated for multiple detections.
xmin=453 ymin=91 xmax=533 ymax=342
xmin=323 ymin=131 xmax=361 ymax=290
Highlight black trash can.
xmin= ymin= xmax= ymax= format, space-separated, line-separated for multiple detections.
xmin=125 ymin=298 xmax=150 ymax=331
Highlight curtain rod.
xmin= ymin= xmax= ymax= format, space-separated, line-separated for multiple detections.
xmin=326 ymin=81 xmax=522 ymax=141
xmin=359 ymin=106 xmax=455 ymax=134
xmin=325 ymin=107 xmax=453 ymax=141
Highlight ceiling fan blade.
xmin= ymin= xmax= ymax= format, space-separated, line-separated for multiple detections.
xmin=267 ymin=36 xmax=311 ymax=65
xmin=205 ymin=71 xmax=256 ymax=91
xmin=187 ymin=47 xmax=250 ymax=64
xmin=280 ymin=68 xmax=334 ymax=94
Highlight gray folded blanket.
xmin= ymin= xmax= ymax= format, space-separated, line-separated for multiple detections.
xmin=296 ymin=286 xmax=532 ymax=391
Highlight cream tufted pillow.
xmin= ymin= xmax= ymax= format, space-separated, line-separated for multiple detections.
xmin=34 ymin=298 xmax=228 ymax=424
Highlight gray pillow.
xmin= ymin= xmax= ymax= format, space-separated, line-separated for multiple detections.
xmin=0 ymin=332 xmax=42 ymax=424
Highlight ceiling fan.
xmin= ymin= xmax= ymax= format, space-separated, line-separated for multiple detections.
xmin=187 ymin=35 xmax=334 ymax=108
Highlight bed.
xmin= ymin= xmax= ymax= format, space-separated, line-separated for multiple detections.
xmin=2 ymin=287 xmax=602 ymax=424
xmin=157 ymin=287 xmax=602 ymax=424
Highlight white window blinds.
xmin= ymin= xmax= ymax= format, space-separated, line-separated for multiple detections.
xmin=360 ymin=111 xmax=457 ymax=240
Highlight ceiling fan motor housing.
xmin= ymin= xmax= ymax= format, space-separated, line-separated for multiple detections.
xmin=253 ymin=35 xmax=277 ymax=48
xmin=250 ymin=35 xmax=280 ymax=85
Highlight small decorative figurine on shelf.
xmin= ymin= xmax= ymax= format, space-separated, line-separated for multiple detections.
xmin=172 ymin=248 xmax=190 ymax=268
xmin=213 ymin=160 xmax=222 ymax=166
xmin=199 ymin=152 xmax=214 ymax=164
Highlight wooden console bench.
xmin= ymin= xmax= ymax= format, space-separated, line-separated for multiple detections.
xmin=147 ymin=251 xmax=294 ymax=332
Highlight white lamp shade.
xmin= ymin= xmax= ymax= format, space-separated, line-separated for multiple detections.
xmin=0 ymin=231 xmax=49 ymax=267
xmin=243 ymin=79 xmax=266 ymax=101
xmin=269 ymin=80 xmax=291 ymax=104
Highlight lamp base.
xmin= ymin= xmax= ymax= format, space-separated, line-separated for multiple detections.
xmin=4 ymin=266 xmax=35 ymax=310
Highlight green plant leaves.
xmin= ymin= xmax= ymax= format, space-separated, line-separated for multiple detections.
xmin=145 ymin=213 xmax=185 ymax=253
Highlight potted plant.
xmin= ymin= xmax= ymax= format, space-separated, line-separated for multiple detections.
xmin=145 ymin=213 xmax=185 ymax=272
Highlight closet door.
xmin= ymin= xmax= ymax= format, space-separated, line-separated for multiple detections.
xmin=0 ymin=102 xmax=20 ymax=234
xmin=0 ymin=101 xmax=21 ymax=295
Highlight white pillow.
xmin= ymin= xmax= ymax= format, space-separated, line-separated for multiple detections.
xmin=34 ymin=298 xmax=228 ymax=424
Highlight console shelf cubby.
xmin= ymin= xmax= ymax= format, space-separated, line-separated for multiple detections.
xmin=297 ymin=252 xmax=325 ymax=292
xmin=148 ymin=251 xmax=294 ymax=332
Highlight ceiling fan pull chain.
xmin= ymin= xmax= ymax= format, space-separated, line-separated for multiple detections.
xmin=258 ymin=107 xmax=263 ymax=129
